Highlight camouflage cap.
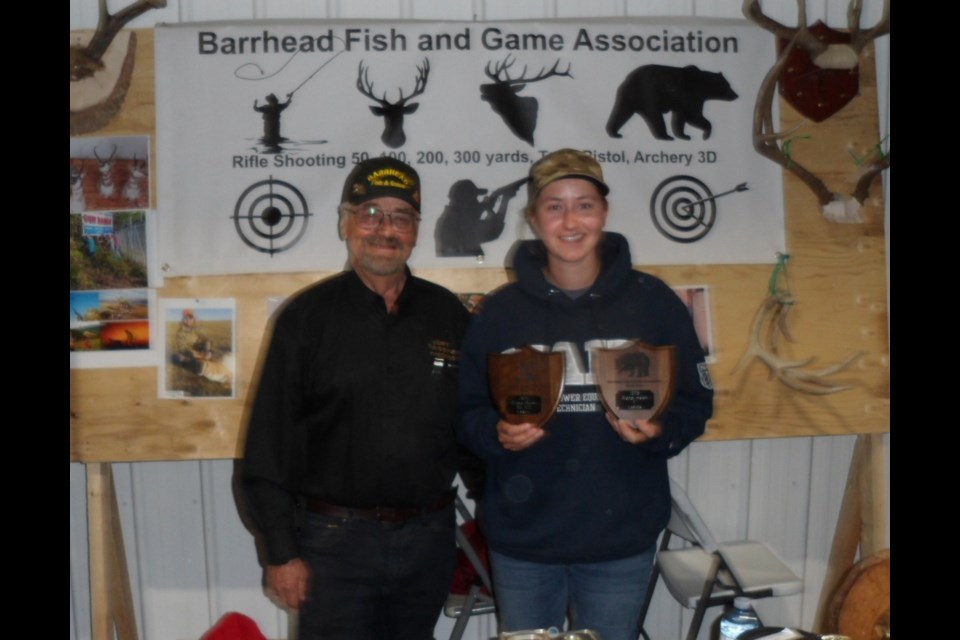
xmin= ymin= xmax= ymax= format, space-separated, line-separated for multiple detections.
xmin=342 ymin=157 xmax=422 ymax=212
xmin=528 ymin=148 xmax=610 ymax=200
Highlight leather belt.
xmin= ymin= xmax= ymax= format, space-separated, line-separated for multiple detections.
xmin=304 ymin=489 xmax=456 ymax=524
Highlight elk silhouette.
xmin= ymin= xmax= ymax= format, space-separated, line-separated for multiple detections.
xmin=480 ymin=55 xmax=572 ymax=145
xmin=356 ymin=58 xmax=430 ymax=149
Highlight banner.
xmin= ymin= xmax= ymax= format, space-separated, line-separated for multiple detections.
xmin=156 ymin=18 xmax=784 ymax=276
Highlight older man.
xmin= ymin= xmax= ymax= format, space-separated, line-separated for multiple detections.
xmin=241 ymin=157 xmax=471 ymax=640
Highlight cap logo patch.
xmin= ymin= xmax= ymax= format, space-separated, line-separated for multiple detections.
xmin=367 ymin=168 xmax=415 ymax=191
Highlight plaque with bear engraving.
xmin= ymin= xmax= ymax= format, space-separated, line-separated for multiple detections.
xmin=488 ymin=347 xmax=565 ymax=427
xmin=595 ymin=341 xmax=675 ymax=422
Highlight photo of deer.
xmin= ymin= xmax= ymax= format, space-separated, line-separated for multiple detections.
xmin=160 ymin=301 xmax=237 ymax=399
xmin=70 ymin=135 xmax=150 ymax=212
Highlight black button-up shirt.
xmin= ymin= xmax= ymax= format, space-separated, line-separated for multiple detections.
xmin=242 ymin=269 xmax=469 ymax=565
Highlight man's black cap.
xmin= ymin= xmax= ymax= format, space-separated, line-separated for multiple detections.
xmin=341 ymin=157 xmax=422 ymax=212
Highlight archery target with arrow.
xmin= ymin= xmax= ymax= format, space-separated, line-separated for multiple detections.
xmin=649 ymin=175 xmax=717 ymax=243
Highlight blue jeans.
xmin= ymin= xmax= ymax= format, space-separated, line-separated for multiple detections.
xmin=490 ymin=546 xmax=656 ymax=640
xmin=297 ymin=505 xmax=457 ymax=640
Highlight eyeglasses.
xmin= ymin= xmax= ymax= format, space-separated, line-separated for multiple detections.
xmin=353 ymin=206 xmax=420 ymax=232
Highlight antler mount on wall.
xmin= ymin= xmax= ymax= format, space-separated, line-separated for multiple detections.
xmin=70 ymin=0 xmax=167 ymax=135
xmin=744 ymin=0 xmax=890 ymax=223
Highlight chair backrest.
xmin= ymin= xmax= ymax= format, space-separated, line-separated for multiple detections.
xmin=667 ymin=478 xmax=719 ymax=553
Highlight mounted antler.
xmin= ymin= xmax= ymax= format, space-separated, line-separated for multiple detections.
xmin=747 ymin=0 xmax=891 ymax=222
xmin=70 ymin=0 xmax=167 ymax=135
xmin=734 ymin=256 xmax=862 ymax=395
xmin=70 ymin=0 xmax=167 ymax=81
xmin=743 ymin=0 xmax=889 ymax=70
xmin=753 ymin=36 xmax=833 ymax=207
xmin=356 ymin=59 xmax=431 ymax=148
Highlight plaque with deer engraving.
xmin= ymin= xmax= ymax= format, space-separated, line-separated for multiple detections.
xmin=595 ymin=341 xmax=675 ymax=423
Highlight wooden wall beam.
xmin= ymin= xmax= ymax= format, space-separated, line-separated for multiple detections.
xmin=87 ymin=463 xmax=138 ymax=640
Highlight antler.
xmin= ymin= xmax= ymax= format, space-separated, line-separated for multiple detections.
xmin=744 ymin=0 xmax=890 ymax=70
xmin=485 ymin=55 xmax=572 ymax=85
xmin=847 ymin=0 xmax=891 ymax=55
xmin=94 ymin=144 xmax=118 ymax=165
xmin=852 ymin=149 xmax=891 ymax=204
xmin=734 ymin=256 xmax=862 ymax=395
xmin=357 ymin=59 xmax=430 ymax=106
xmin=356 ymin=61 xmax=389 ymax=107
xmin=70 ymin=0 xmax=167 ymax=81
xmin=734 ymin=294 xmax=862 ymax=395
xmin=753 ymin=35 xmax=834 ymax=206
xmin=397 ymin=58 xmax=430 ymax=105
xmin=743 ymin=0 xmax=827 ymax=62
xmin=753 ymin=32 xmax=890 ymax=221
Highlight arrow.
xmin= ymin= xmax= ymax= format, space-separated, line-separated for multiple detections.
xmin=681 ymin=182 xmax=749 ymax=218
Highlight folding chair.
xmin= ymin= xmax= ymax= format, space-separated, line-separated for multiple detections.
xmin=638 ymin=479 xmax=803 ymax=640
xmin=444 ymin=494 xmax=496 ymax=640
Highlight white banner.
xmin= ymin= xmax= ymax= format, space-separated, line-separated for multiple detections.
xmin=156 ymin=18 xmax=784 ymax=276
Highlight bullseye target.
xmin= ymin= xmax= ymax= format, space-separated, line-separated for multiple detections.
xmin=233 ymin=177 xmax=312 ymax=254
xmin=649 ymin=175 xmax=716 ymax=243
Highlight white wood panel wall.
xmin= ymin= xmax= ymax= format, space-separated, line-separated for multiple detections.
xmin=69 ymin=1 xmax=890 ymax=639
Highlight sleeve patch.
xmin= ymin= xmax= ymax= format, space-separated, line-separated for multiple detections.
xmin=697 ymin=362 xmax=714 ymax=390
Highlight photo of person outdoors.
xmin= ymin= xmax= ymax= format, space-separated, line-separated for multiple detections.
xmin=456 ymin=149 xmax=715 ymax=639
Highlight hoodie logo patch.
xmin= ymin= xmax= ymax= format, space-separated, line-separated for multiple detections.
xmin=697 ymin=362 xmax=714 ymax=390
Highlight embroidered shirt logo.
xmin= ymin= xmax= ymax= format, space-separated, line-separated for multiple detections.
xmin=429 ymin=339 xmax=459 ymax=370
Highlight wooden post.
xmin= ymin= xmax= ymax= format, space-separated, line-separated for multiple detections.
xmin=813 ymin=434 xmax=888 ymax=632
xmin=87 ymin=463 xmax=139 ymax=640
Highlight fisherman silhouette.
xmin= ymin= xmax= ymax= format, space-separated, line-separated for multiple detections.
xmin=434 ymin=177 xmax=525 ymax=257
xmin=254 ymin=93 xmax=292 ymax=150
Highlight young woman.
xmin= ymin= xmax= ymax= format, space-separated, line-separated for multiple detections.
xmin=456 ymin=149 xmax=714 ymax=640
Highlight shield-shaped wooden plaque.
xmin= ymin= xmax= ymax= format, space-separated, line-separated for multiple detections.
xmin=595 ymin=341 xmax=675 ymax=422
xmin=777 ymin=22 xmax=859 ymax=123
xmin=488 ymin=347 xmax=565 ymax=427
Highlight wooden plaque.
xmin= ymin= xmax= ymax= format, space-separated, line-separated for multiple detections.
xmin=595 ymin=341 xmax=675 ymax=423
xmin=488 ymin=347 xmax=565 ymax=427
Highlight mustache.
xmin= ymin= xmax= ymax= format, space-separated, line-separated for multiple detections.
xmin=364 ymin=236 xmax=403 ymax=249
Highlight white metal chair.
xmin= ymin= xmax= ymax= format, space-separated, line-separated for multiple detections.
xmin=638 ymin=479 xmax=803 ymax=640
xmin=444 ymin=494 xmax=496 ymax=640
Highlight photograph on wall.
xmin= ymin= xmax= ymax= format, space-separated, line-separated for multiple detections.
xmin=674 ymin=285 xmax=715 ymax=363
xmin=156 ymin=17 xmax=785 ymax=277
xmin=159 ymin=298 xmax=237 ymax=399
xmin=70 ymin=288 xmax=157 ymax=369
xmin=70 ymin=208 xmax=161 ymax=369
xmin=70 ymin=210 xmax=150 ymax=291
xmin=70 ymin=134 xmax=150 ymax=213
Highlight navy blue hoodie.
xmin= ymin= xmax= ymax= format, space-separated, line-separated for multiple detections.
xmin=457 ymin=232 xmax=714 ymax=563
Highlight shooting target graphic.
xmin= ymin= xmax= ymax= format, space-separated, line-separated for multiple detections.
xmin=649 ymin=175 xmax=716 ymax=243
xmin=233 ymin=176 xmax=312 ymax=255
